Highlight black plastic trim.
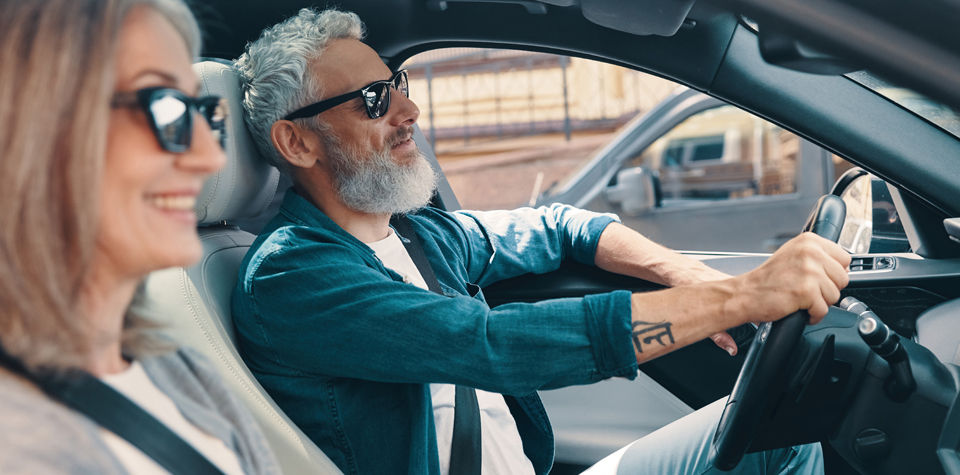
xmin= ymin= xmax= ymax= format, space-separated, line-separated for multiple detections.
xmin=888 ymin=186 xmax=960 ymax=259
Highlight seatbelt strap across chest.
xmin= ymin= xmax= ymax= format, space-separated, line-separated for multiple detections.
xmin=0 ymin=348 xmax=224 ymax=474
xmin=391 ymin=215 xmax=482 ymax=475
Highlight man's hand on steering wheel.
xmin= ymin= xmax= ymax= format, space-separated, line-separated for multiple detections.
xmin=685 ymin=235 xmax=849 ymax=356
xmin=729 ymin=232 xmax=851 ymax=325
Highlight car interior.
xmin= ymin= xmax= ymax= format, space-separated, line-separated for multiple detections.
xmin=137 ymin=0 xmax=960 ymax=473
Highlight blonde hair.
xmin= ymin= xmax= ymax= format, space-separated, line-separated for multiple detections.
xmin=0 ymin=0 xmax=200 ymax=370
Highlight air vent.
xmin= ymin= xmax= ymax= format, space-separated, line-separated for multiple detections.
xmin=850 ymin=256 xmax=895 ymax=272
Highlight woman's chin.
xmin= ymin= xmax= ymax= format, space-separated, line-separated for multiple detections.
xmin=142 ymin=235 xmax=204 ymax=274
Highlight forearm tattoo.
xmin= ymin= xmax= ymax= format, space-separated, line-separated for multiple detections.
xmin=631 ymin=320 xmax=675 ymax=353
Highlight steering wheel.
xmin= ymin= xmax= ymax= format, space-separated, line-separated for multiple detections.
xmin=711 ymin=194 xmax=846 ymax=470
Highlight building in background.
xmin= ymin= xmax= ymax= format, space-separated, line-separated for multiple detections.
xmin=403 ymin=48 xmax=677 ymax=151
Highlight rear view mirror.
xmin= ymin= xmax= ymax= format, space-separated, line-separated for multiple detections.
xmin=604 ymin=167 xmax=661 ymax=215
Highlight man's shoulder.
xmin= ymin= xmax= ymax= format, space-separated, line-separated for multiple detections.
xmin=245 ymin=190 xmax=356 ymax=260
xmin=246 ymin=220 xmax=356 ymax=267
xmin=409 ymin=205 xmax=456 ymax=222
xmin=408 ymin=206 xmax=470 ymax=240
xmin=238 ymin=225 xmax=303 ymax=284
xmin=236 ymin=218 xmax=376 ymax=300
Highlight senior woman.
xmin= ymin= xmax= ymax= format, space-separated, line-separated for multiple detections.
xmin=0 ymin=0 xmax=279 ymax=473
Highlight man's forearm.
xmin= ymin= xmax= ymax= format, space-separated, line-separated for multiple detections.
xmin=628 ymin=280 xmax=742 ymax=363
xmin=594 ymin=222 xmax=728 ymax=286
xmin=626 ymin=232 xmax=851 ymax=364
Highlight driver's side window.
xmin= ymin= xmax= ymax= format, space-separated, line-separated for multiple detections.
xmin=405 ymin=47 xmax=856 ymax=253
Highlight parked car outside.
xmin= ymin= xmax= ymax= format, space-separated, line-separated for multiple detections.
xmin=541 ymin=87 xmax=883 ymax=252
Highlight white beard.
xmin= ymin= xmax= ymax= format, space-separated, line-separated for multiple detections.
xmin=324 ymin=133 xmax=438 ymax=215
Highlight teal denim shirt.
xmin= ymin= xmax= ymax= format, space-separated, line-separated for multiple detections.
xmin=232 ymin=190 xmax=638 ymax=474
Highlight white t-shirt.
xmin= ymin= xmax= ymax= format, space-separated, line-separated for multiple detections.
xmin=366 ymin=229 xmax=535 ymax=475
xmin=98 ymin=361 xmax=245 ymax=475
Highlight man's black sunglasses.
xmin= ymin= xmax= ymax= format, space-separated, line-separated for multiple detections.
xmin=111 ymin=87 xmax=227 ymax=153
xmin=284 ymin=69 xmax=409 ymax=121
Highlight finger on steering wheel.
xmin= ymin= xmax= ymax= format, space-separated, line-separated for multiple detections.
xmin=816 ymin=235 xmax=853 ymax=267
xmin=822 ymin=254 xmax=851 ymax=289
xmin=710 ymin=331 xmax=737 ymax=356
xmin=815 ymin=276 xmax=840 ymax=321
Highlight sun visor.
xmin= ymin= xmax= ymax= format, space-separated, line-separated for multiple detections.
xmin=580 ymin=0 xmax=697 ymax=36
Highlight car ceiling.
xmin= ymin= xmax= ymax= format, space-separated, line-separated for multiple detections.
xmin=195 ymin=0 xmax=960 ymax=218
xmin=198 ymin=0 xmax=960 ymax=105
xmin=198 ymin=0 xmax=736 ymax=88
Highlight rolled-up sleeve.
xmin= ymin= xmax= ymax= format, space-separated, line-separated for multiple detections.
xmin=451 ymin=203 xmax=620 ymax=287
xmin=583 ymin=291 xmax=637 ymax=378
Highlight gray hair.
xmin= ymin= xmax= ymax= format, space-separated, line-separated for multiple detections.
xmin=235 ymin=8 xmax=365 ymax=171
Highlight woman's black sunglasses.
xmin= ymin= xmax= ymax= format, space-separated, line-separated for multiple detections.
xmin=111 ymin=87 xmax=227 ymax=153
xmin=284 ymin=69 xmax=409 ymax=121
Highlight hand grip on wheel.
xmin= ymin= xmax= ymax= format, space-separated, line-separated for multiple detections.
xmin=804 ymin=195 xmax=847 ymax=239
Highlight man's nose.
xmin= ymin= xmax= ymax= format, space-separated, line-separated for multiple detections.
xmin=387 ymin=90 xmax=420 ymax=127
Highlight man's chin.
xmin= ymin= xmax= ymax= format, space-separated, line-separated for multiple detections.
xmin=343 ymin=191 xmax=435 ymax=215
xmin=391 ymin=146 xmax=423 ymax=165
xmin=334 ymin=145 xmax=437 ymax=215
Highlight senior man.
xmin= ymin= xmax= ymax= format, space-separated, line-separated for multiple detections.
xmin=232 ymin=8 xmax=849 ymax=475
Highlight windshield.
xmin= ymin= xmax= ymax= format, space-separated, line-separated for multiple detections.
xmin=847 ymin=71 xmax=960 ymax=139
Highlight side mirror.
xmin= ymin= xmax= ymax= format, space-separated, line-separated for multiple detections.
xmin=835 ymin=171 xmax=910 ymax=254
xmin=837 ymin=173 xmax=874 ymax=254
xmin=605 ymin=167 xmax=660 ymax=215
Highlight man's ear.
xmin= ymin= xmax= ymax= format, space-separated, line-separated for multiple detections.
xmin=270 ymin=120 xmax=324 ymax=169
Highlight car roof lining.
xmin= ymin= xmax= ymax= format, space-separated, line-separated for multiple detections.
xmin=376 ymin=5 xmax=737 ymax=90
xmin=198 ymin=0 xmax=737 ymax=88
xmin=718 ymin=0 xmax=960 ymax=111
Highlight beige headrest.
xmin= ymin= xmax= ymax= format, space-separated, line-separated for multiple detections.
xmin=194 ymin=61 xmax=279 ymax=225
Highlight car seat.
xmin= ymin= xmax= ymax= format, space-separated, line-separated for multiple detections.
xmin=131 ymin=60 xmax=342 ymax=474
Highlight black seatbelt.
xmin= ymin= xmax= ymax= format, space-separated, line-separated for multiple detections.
xmin=391 ymin=215 xmax=482 ymax=475
xmin=449 ymin=384 xmax=482 ymax=475
xmin=0 ymin=348 xmax=224 ymax=474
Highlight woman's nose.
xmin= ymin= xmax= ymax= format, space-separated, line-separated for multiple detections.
xmin=177 ymin=112 xmax=227 ymax=175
